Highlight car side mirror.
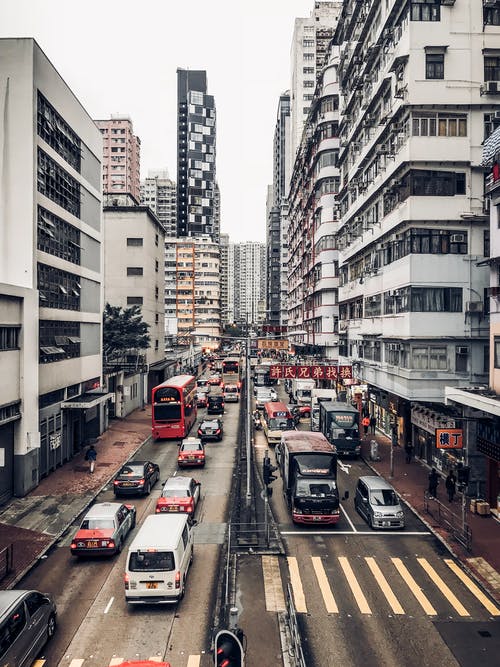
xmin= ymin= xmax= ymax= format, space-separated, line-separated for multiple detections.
xmin=342 ymin=490 xmax=349 ymax=501
xmin=362 ymin=496 xmax=368 ymax=503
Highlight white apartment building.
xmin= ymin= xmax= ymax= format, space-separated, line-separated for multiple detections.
xmin=287 ymin=41 xmax=341 ymax=363
xmin=140 ymin=169 xmax=177 ymax=237
xmin=0 ymin=39 xmax=104 ymax=499
xmin=336 ymin=0 xmax=494 ymax=462
xmin=232 ymin=242 xmax=266 ymax=326
xmin=289 ymin=1 xmax=342 ymax=161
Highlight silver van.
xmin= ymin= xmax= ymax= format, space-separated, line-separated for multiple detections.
xmin=0 ymin=590 xmax=57 ymax=666
xmin=354 ymin=476 xmax=405 ymax=529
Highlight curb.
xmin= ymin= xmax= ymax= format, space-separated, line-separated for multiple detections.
xmin=8 ymin=435 xmax=151 ymax=589
xmin=361 ymin=454 xmax=500 ymax=605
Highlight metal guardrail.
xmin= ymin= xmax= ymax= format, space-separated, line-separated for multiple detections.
xmin=0 ymin=544 xmax=14 ymax=582
xmin=423 ymin=493 xmax=472 ymax=552
xmin=284 ymin=583 xmax=307 ymax=667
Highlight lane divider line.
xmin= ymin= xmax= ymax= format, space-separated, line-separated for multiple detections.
xmin=287 ymin=556 xmax=307 ymax=613
xmin=311 ymin=556 xmax=338 ymax=613
xmin=103 ymin=596 xmax=114 ymax=614
xmin=365 ymin=556 xmax=404 ymax=615
xmin=417 ymin=558 xmax=469 ymax=617
xmin=444 ymin=558 xmax=500 ymax=616
xmin=338 ymin=556 xmax=371 ymax=614
xmin=187 ymin=656 xmax=201 ymax=667
xmin=392 ymin=557 xmax=437 ymax=616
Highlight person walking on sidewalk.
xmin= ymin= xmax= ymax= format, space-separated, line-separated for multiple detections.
xmin=362 ymin=415 xmax=370 ymax=437
xmin=85 ymin=444 xmax=97 ymax=473
xmin=369 ymin=415 xmax=377 ymax=434
xmin=428 ymin=467 xmax=439 ymax=499
xmin=445 ymin=471 xmax=457 ymax=502
xmin=404 ymin=440 xmax=413 ymax=463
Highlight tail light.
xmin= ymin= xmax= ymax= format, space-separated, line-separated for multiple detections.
xmin=70 ymin=542 xmax=76 ymax=550
xmin=197 ymin=430 xmax=202 ymax=436
xmin=175 ymin=571 xmax=181 ymax=589
xmin=124 ymin=572 xmax=130 ymax=589
xmin=215 ymin=429 xmax=221 ymax=435
xmin=139 ymin=478 xmax=145 ymax=485
xmin=187 ymin=500 xmax=194 ymax=513
xmin=113 ymin=480 xmax=119 ymax=486
xmin=107 ymin=540 xmax=115 ymax=549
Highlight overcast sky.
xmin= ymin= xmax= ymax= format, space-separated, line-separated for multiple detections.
xmin=0 ymin=0 xmax=314 ymax=242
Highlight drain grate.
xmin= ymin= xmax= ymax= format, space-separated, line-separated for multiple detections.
xmin=112 ymin=441 xmax=126 ymax=447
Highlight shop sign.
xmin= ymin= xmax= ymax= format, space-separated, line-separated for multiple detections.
xmin=258 ymin=339 xmax=289 ymax=350
xmin=269 ymin=365 xmax=352 ymax=380
xmin=436 ymin=428 xmax=463 ymax=449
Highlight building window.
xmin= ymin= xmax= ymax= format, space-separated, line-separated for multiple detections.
xmin=37 ymin=91 xmax=81 ymax=172
xmin=485 ymin=55 xmax=500 ymax=81
xmin=127 ymin=296 xmax=143 ymax=305
xmin=37 ymin=263 xmax=81 ymax=310
xmin=127 ymin=238 xmax=143 ymax=246
xmin=411 ymin=346 xmax=447 ymax=370
xmin=484 ymin=5 xmax=500 ymax=26
xmin=411 ymin=170 xmax=465 ymax=196
xmin=455 ymin=346 xmax=469 ymax=373
xmin=39 ymin=320 xmax=80 ymax=362
xmin=0 ymin=326 xmax=20 ymax=350
xmin=410 ymin=287 xmax=462 ymax=312
xmin=37 ymin=149 xmax=80 ymax=218
xmin=303 ymin=80 xmax=315 ymax=88
xmin=412 ymin=114 xmax=467 ymax=137
xmin=494 ymin=337 xmax=500 ymax=368
xmin=37 ymin=206 xmax=81 ymax=265
xmin=426 ymin=53 xmax=444 ymax=79
xmin=410 ymin=0 xmax=440 ymax=22
xmin=303 ymin=39 xmax=315 ymax=47
xmin=127 ymin=267 xmax=143 ymax=276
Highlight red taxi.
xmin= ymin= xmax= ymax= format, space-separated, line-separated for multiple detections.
xmin=177 ymin=437 xmax=205 ymax=468
xmin=70 ymin=502 xmax=136 ymax=557
xmin=155 ymin=475 xmax=201 ymax=518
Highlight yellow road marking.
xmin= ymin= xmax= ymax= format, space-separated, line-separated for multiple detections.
xmin=262 ymin=555 xmax=286 ymax=612
xmin=365 ymin=556 xmax=404 ymax=615
xmin=445 ymin=559 xmax=500 ymax=616
xmin=392 ymin=557 xmax=437 ymax=615
xmin=417 ymin=557 xmax=469 ymax=616
xmin=312 ymin=556 xmax=338 ymax=613
xmin=68 ymin=661 xmax=85 ymax=667
xmin=187 ymin=656 xmax=201 ymax=667
xmin=287 ymin=556 xmax=307 ymax=613
xmin=338 ymin=556 xmax=371 ymax=614
xmin=109 ymin=660 xmax=124 ymax=666
xmin=32 ymin=662 xmax=46 ymax=667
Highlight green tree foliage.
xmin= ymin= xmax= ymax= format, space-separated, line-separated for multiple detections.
xmin=103 ymin=303 xmax=151 ymax=358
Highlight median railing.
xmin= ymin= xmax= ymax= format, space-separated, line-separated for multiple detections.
xmin=423 ymin=493 xmax=472 ymax=552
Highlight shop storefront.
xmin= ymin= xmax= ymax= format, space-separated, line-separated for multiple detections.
xmin=411 ymin=405 xmax=458 ymax=471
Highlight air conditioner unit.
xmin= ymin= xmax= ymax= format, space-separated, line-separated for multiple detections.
xmin=466 ymin=301 xmax=483 ymax=314
xmin=450 ymin=234 xmax=465 ymax=243
xmin=484 ymin=81 xmax=499 ymax=95
xmin=376 ymin=144 xmax=389 ymax=155
xmin=456 ymin=346 xmax=469 ymax=355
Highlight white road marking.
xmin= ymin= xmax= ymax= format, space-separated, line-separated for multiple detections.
xmin=280 ymin=530 xmax=431 ymax=536
xmin=338 ymin=461 xmax=351 ymax=474
xmin=103 ymin=597 xmax=114 ymax=614
xmin=338 ymin=556 xmax=371 ymax=614
xmin=68 ymin=661 xmax=85 ymax=667
xmin=287 ymin=556 xmax=307 ymax=613
xmin=262 ymin=555 xmax=286 ymax=612
xmin=187 ymin=655 xmax=201 ymax=666
xmin=312 ymin=556 xmax=338 ymax=613
xmin=339 ymin=504 xmax=357 ymax=532
xmin=445 ymin=558 xmax=500 ymax=616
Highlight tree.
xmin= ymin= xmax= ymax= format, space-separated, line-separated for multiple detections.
xmin=103 ymin=303 xmax=151 ymax=359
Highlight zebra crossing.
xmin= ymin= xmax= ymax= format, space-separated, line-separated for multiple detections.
xmin=33 ymin=656 xmax=201 ymax=666
xmin=261 ymin=554 xmax=500 ymax=618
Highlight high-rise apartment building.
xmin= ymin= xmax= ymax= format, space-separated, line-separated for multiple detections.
xmin=140 ymin=169 xmax=177 ymax=236
xmin=289 ymin=1 xmax=342 ymax=160
xmin=0 ymin=38 xmax=104 ymax=499
xmin=232 ymin=242 xmax=267 ymax=326
xmin=176 ymin=69 xmax=217 ymax=240
xmin=95 ymin=114 xmax=141 ymax=204
xmin=219 ymin=233 xmax=230 ymax=327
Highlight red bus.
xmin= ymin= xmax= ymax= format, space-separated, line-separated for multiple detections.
xmin=151 ymin=375 xmax=197 ymax=440
xmin=261 ymin=401 xmax=296 ymax=446
xmin=221 ymin=356 xmax=242 ymax=388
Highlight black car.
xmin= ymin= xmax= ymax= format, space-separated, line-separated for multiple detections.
xmin=207 ymin=395 xmax=225 ymax=414
xmin=197 ymin=418 xmax=224 ymax=441
xmin=113 ymin=460 xmax=160 ymax=497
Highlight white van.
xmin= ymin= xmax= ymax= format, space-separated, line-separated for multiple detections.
xmin=124 ymin=514 xmax=194 ymax=604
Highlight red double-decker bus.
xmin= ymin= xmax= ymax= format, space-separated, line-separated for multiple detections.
xmin=151 ymin=375 xmax=197 ymax=440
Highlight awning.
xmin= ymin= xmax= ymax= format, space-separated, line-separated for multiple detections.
xmin=61 ymin=392 xmax=113 ymax=410
xmin=482 ymin=126 xmax=500 ymax=166
xmin=40 ymin=346 xmax=65 ymax=355
xmin=476 ymin=255 xmax=500 ymax=267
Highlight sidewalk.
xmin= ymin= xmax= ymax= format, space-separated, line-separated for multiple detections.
xmin=361 ymin=431 xmax=500 ymax=604
xmin=0 ymin=406 xmax=152 ymax=589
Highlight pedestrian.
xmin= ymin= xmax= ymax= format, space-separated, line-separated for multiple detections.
xmin=85 ymin=444 xmax=97 ymax=473
xmin=428 ymin=467 xmax=439 ymax=499
xmin=362 ymin=415 xmax=370 ymax=437
xmin=369 ymin=415 xmax=377 ymax=434
xmin=445 ymin=471 xmax=457 ymax=503
xmin=404 ymin=441 xmax=413 ymax=464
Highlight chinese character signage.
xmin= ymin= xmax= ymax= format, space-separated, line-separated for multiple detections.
xmin=269 ymin=365 xmax=352 ymax=380
xmin=257 ymin=339 xmax=289 ymax=350
xmin=435 ymin=428 xmax=463 ymax=449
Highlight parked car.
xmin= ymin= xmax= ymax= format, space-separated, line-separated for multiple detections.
xmin=196 ymin=392 xmax=209 ymax=408
xmin=70 ymin=502 xmax=136 ymax=557
xmin=354 ymin=476 xmax=405 ymax=529
xmin=207 ymin=395 xmax=225 ymax=414
xmin=155 ymin=476 xmax=201 ymax=517
xmin=207 ymin=374 xmax=221 ymax=386
xmin=197 ymin=417 xmax=224 ymax=442
xmin=0 ymin=589 xmax=57 ymax=665
xmin=177 ymin=437 xmax=206 ymax=467
xmin=113 ymin=460 xmax=160 ymax=497
xmin=255 ymin=388 xmax=274 ymax=410
xmin=197 ymin=379 xmax=211 ymax=392
xmin=288 ymin=404 xmax=311 ymax=421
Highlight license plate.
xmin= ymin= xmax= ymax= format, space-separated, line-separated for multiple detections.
xmin=168 ymin=506 xmax=179 ymax=512
xmin=87 ymin=540 xmax=99 ymax=548
xmin=146 ymin=582 xmax=158 ymax=590
xmin=188 ymin=456 xmax=195 ymax=461
xmin=206 ymin=430 xmax=213 ymax=434
xmin=313 ymin=516 xmax=321 ymax=521
xmin=122 ymin=481 xmax=134 ymax=487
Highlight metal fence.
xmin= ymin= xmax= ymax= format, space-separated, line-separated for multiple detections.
xmin=423 ymin=493 xmax=472 ymax=552
xmin=284 ymin=583 xmax=307 ymax=667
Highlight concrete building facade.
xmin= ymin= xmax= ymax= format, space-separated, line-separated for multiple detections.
xmin=0 ymin=38 xmax=104 ymax=499
xmin=232 ymin=242 xmax=267 ymax=327
xmin=140 ymin=169 xmax=177 ymax=237
xmin=95 ymin=115 xmax=141 ymax=204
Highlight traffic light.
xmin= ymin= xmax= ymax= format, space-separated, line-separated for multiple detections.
xmin=263 ymin=455 xmax=277 ymax=486
xmin=215 ymin=629 xmax=244 ymax=667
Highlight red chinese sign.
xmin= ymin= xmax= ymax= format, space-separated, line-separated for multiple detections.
xmin=436 ymin=428 xmax=463 ymax=449
xmin=269 ymin=365 xmax=352 ymax=380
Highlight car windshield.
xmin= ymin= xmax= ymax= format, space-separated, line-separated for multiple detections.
xmin=268 ymin=418 xmax=294 ymax=430
xmin=202 ymin=421 xmax=218 ymax=428
xmin=370 ymin=490 xmax=399 ymax=506
xmin=129 ymin=551 xmax=175 ymax=572
xmin=295 ymin=480 xmax=337 ymax=497
xmin=80 ymin=519 xmax=115 ymax=530
xmin=182 ymin=442 xmax=202 ymax=451
xmin=162 ymin=488 xmax=189 ymax=497
xmin=119 ymin=464 xmax=143 ymax=476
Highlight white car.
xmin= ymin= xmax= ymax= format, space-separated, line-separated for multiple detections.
xmin=255 ymin=389 xmax=274 ymax=409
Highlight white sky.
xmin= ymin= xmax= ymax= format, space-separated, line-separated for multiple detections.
xmin=0 ymin=0 xmax=314 ymax=242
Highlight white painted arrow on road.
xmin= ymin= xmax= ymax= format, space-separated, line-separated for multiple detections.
xmin=338 ymin=461 xmax=351 ymax=474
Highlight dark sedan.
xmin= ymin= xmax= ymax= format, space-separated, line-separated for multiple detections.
xmin=113 ymin=460 xmax=160 ymax=497
xmin=197 ymin=417 xmax=223 ymax=442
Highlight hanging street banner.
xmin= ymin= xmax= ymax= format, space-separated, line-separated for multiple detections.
xmin=269 ymin=364 xmax=353 ymax=380
xmin=257 ymin=339 xmax=289 ymax=350
xmin=435 ymin=428 xmax=463 ymax=449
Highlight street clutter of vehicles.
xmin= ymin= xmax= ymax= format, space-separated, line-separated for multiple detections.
xmin=70 ymin=502 xmax=137 ymax=557
xmin=113 ymin=460 xmax=160 ymax=497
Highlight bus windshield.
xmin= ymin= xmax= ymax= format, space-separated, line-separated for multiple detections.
xmin=153 ymin=404 xmax=182 ymax=421
xmin=268 ymin=418 xmax=295 ymax=430
xmin=295 ymin=479 xmax=337 ymax=497
xmin=330 ymin=426 xmax=359 ymax=439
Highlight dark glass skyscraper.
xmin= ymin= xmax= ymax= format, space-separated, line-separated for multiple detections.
xmin=176 ymin=69 xmax=216 ymax=239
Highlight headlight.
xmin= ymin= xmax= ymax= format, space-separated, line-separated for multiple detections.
xmin=374 ymin=511 xmax=383 ymax=517
xmin=293 ymin=507 xmax=303 ymax=514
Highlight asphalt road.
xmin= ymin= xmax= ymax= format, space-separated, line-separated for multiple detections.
xmin=21 ymin=387 xmax=240 ymax=667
